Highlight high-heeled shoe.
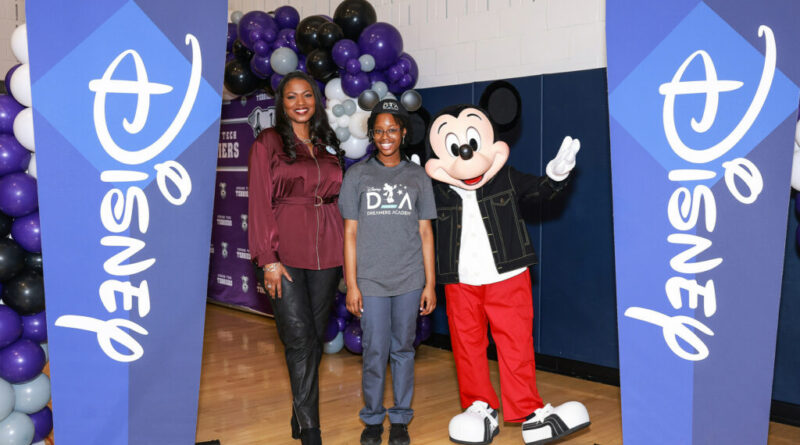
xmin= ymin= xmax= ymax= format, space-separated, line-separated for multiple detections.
xmin=300 ymin=427 xmax=322 ymax=445
xmin=291 ymin=409 xmax=300 ymax=439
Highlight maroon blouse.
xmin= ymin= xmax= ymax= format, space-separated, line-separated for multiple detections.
xmin=247 ymin=128 xmax=344 ymax=270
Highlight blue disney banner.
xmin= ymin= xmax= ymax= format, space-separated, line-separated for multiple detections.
xmin=27 ymin=0 xmax=225 ymax=443
xmin=608 ymin=1 xmax=800 ymax=444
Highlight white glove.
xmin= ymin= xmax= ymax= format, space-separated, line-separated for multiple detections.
xmin=546 ymin=136 xmax=581 ymax=181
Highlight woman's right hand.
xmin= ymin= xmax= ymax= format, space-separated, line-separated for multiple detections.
xmin=345 ymin=287 xmax=363 ymax=317
xmin=264 ymin=262 xmax=293 ymax=299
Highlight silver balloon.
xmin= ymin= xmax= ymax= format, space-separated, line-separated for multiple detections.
xmin=332 ymin=104 xmax=345 ymax=117
xmin=400 ymin=89 xmax=422 ymax=112
xmin=342 ymin=99 xmax=357 ymax=116
xmin=0 ymin=412 xmax=34 ymax=445
xmin=39 ymin=343 xmax=47 ymax=363
xmin=230 ymin=10 xmax=244 ymax=24
xmin=358 ymin=54 xmax=375 ymax=72
xmin=372 ymin=81 xmax=389 ymax=100
xmin=270 ymin=47 xmax=299 ymax=76
xmin=12 ymin=373 xmax=50 ymax=414
xmin=335 ymin=126 xmax=351 ymax=142
xmin=0 ymin=378 xmax=13 ymax=422
xmin=323 ymin=331 xmax=343 ymax=354
xmin=358 ymin=90 xmax=380 ymax=111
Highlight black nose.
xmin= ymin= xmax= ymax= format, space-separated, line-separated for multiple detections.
xmin=459 ymin=144 xmax=474 ymax=160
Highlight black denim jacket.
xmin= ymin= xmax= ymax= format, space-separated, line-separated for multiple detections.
xmin=432 ymin=165 xmax=567 ymax=284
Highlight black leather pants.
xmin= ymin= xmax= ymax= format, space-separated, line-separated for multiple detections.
xmin=269 ymin=265 xmax=340 ymax=431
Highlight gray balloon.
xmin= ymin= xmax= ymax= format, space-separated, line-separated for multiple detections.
xmin=372 ymin=81 xmax=389 ymax=99
xmin=40 ymin=343 xmax=47 ymax=364
xmin=332 ymin=104 xmax=345 ymax=117
xmin=335 ymin=127 xmax=351 ymax=142
xmin=0 ymin=378 xmax=13 ymax=421
xmin=0 ymin=412 xmax=33 ymax=445
xmin=359 ymin=54 xmax=376 ymax=72
xmin=401 ymin=89 xmax=422 ymax=112
xmin=230 ymin=10 xmax=244 ymax=24
xmin=270 ymin=47 xmax=299 ymax=76
xmin=358 ymin=90 xmax=379 ymax=111
xmin=342 ymin=100 xmax=357 ymax=116
xmin=12 ymin=373 xmax=50 ymax=414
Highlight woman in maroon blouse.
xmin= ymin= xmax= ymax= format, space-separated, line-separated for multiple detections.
xmin=248 ymin=71 xmax=344 ymax=445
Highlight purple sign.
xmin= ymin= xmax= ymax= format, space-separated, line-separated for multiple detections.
xmin=208 ymin=93 xmax=274 ymax=314
xmin=608 ymin=1 xmax=800 ymax=444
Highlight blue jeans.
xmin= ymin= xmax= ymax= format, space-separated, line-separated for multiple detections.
xmin=359 ymin=288 xmax=421 ymax=425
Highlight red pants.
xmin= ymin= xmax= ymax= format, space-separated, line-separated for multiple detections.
xmin=445 ymin=270 xmax=543 ymax=423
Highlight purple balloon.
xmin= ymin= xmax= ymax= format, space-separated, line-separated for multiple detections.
xmin=227 ymin=23 xmax=238 ymax=52
xmin=11 ymin=211 xmax=40 ymax=253
xmin=345 ymin=58 xmax=361 ymax=75
xmin=0 ymin=173 xmax=38 ymax=217
xmin=332 ymin=39 xmax=359 ymax=69
xmin=253 ymin=40 xmax=271 ymax=56
xmin=297 ymin=54 xmax=308 ymax=73
xmin=386 ymin=65 xmax=403 ymax=83
xmin=358 ymin=22 xmax=403 ymax=70
xmin=388 ymin=53 xmax=419 ymax=94
xmin=324 ymin=317 xmax=339 ymax=342
xmin=335 ymin=291 xmax=346 ymax=306
xmin=274 ymin=28 xmax=296 ymax=49
xmin=0 ymin=96 xmax=23 ymax=134
xmin=0 ymin=338 xmax=45 ymax=383
xmin=334 ymin=300 xmax=350 ymax=319
xmin=29 ymin=406 xmax=52 ymax=442
xmin=417 ymin=315 xmax=432 ymax=342
xmin=4 ymin=66 xmax=20 ymax=101
xmin=238 ymin=11 xmax=279 ymax=49
xmin=368 ymin=70 xmax=387 ymax=86
xmin=0 ymin=306 xmax=22 ymax=349
xmin=226 ymin=52 xmax=236 ymax=64
xmin=334 ymin=316 xmax=348 ymax=332
xmin=399 ymin=53 xmax=418 ymax=83
xmin=250 ymin=55 xmax=273 ymax=79
xmin=270 ymin=73 xmax=284 ymax=92
xmin=274 ymin=5 xmax=300 ymax=30
xmin=341 ymin=71 xmax=370 ymax=98
xmin=0 ymin=134 xmax=31 ymax=176
xmin=343 ymin=319 xmax=363 ymax=354
xmin=20 ymin=311 xmax=45 ymax=343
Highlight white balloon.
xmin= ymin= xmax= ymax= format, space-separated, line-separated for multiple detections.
xmin=13 ymin=108 xmax=34 ymax=151
xmin=9 ymin=64 xmax=31 ymax=108
xmin=336 ymin=114 xmax=350 ymax=128
xmin=10 ymin=24 xmax=28 ymax=65
xmin=27 ymin=154 xmax=36 ymax=179
xmin=341 ymin=136 xmax=369 ymax=159
xmin=12 ymin=373 xmax=50 ymax=414
xmin=230 ymin=10 xmax=244 ymax=24
xmin=348 ymin=111 xmax=369 ymax=139
xmin=325 ymin=99 xmax=341 ymax=128
xmin=791 ymin=144 xmax=800 ymax=191
xmin=324 ymin=78 xmax=347 ymax=102
xmin=795 ymin=119 xmax=800 ymax=148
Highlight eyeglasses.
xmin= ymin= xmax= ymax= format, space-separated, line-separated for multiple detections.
xmin=370 ymin=127 xmax=401 ymax=138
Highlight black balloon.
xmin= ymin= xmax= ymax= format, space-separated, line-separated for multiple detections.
xmin=2 ymin=269 xmax=44 ymax=315
xmin=232 ymin=39 xmax=254 ymax=62
xmin=0 ymin=211 xmax=10 ymax=237
xmin=24 ymin=252 xmax=42 ymax=272
xmin=296 ymin=15 xmax=329 ymax=55
xmin=224 ymin=59 xmax=260 ymax=96
xmin=334 ymin=0 xmax=377 ymax=41
xmin=306 ymin=50 xmax=337 ymax=82
xmin=407 ymin=106 xmax=431 ymax=163
xmin=318 ymin=22 xmax=344 ymax=50
xmin=0 ymin=238 xmax=24 ymax=281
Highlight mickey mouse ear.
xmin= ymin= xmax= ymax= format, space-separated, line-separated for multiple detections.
xmin=479 ymin=80 xmax=521 ymax=133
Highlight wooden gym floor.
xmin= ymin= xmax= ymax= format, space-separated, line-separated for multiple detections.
xmin=196 ymin=304 xmax=800 ymax=444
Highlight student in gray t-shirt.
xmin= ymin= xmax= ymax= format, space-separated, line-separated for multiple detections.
xmin=339 ymin=99 xmax=437 ymax=445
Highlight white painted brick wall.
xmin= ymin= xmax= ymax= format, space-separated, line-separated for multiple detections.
xmin=228 ymin=0 xmax=606 ymax=87
xmin=0 ymin=0 xmax=24 ymax=78
xmin=0 ymin=0 xmax=607 ymax=89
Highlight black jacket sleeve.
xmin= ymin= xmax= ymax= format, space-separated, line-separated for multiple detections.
xmin=507 ymin=166 xmax=569 ymax=205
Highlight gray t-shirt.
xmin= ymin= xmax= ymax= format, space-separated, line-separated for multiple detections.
xmin=339 ymin=158 xmax=437 ymax=297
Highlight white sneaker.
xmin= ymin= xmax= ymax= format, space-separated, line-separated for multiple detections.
xmin=521 ymin=401 xmax=590 ymax=445
xmin=448 ymin=401 xmax=500 ymax=444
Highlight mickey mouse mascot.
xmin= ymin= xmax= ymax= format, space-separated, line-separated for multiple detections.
xmin=424 ymin=85 xmax=590 ymax=445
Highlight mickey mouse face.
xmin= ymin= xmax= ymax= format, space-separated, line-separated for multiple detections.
xmin=425 ymin=107 xmax=509 ymax=190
